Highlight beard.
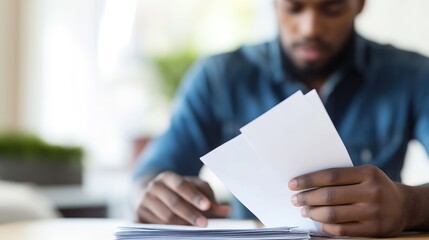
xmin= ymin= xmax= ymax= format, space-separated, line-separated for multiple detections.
xmin=282 ymin=32 xmax=355 ymax=81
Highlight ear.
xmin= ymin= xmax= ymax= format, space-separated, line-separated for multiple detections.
xmin=273 ymin=0 xmax=280 ymax=12
xmin=273 ymin=0 xmax=282 ymax=19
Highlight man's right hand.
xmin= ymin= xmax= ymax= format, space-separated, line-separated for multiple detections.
xmin=136 ymin=171 xmax=231 ymax=227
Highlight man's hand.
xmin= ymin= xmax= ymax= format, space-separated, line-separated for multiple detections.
xmin=137 ymin=171 xmax=231 ymax=227
xmin=288 ymin=165 xmax=409 ymax=237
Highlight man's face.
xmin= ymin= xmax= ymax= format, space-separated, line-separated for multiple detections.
xmin=275 ymin=0 xmax=365 ymax=75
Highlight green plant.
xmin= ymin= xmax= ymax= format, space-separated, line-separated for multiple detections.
xmin=152 ymin=50 xmax=198 ymax=99
xmin=0 ymin=133 xmax=83 ymax=164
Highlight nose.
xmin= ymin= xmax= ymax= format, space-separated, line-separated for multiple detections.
xmin=299 ymin=10 xmax=321 ymax=39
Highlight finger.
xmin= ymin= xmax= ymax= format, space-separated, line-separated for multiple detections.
xmin=152 ymin=181 xmax=208 ymax=227
xmin=188 ymin=178 xmax=231 ymax=217
xmin=161 ymin=173 xmax=211 ymax=211
xmin=289 ymin=166 xmax=368 ymax=191
xmin=143 ymin=194 xmax=189 ymax=225
xmin=292 ymin=184 xmax=366 ymax=206
xmin=187 ymin=178 xmax=216 ymax=201
xmin=209 ymin=204 xmax=231 ymax=217
xmin=137 ymin=206 xmax=164 ymax=224
xmin=302 ymin=204 xmax=370 ymax=224
xmin=321 ymin=222 xmax=379 ymax=237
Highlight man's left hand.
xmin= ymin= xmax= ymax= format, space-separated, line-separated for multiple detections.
xmin=289 ymin=165 xmax=409 ymax=237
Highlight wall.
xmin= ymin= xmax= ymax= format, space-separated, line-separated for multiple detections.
xmin=0 ymin=0 xmax=20 ymax=130
xmin=357 ymin=0 xmax=429 ymax=57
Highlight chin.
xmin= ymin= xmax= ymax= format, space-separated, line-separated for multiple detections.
xmin=296 ymin=64 xmax=332 ymax=79
xmin=300 ymin=64 xmax=325 ymax=73
xmin=301 ymin=59 xmax=326 ymax=68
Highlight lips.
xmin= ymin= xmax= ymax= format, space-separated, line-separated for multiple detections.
xmin=295 ymin=46 xmax=323 ymax=62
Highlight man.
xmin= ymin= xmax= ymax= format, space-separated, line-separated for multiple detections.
xmin=134 ymin=0 xmax=429 ymax=237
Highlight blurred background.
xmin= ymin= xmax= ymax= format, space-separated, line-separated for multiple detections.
xmin=0 ymin=0 xmax=428 ymax=223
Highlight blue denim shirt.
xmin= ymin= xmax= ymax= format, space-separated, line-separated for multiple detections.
xmin=134 ymin=35 xmax=429 ymax=219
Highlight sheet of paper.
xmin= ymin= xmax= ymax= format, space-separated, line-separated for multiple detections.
xmin=240 ymin=89 xmax=352 ymax=180
xmin=201 ymin=134 xmax=299 ymax=228
xmin=201 ymin=90 xmax=353 ymax=234
xmin=206 ymin=219 xmax=257 ymax=229
xmin=118 ymin=219 xmax=257 ymax=231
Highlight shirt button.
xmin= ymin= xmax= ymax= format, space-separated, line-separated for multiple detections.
xmin=361 ymin=148 xmax=372 ymax=163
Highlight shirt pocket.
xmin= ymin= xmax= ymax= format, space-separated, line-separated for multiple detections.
xmin=344 ymin=134 xmax=402 ymax=166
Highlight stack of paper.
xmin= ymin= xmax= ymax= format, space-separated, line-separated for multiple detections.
xmin=201 ymin=90 xmax=353 ymax=235
xmin=115 ymin=223 xmax=309 ymax=240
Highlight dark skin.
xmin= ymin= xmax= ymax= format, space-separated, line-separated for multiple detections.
xmin=137 ymin=171 xmax=231 ymax=227
xmin=275 ymin=0 xmax=364 ymax=88
xmin=289 ymin=166 xmax=429 ymax=237
xmin=137 ymin=0 xmax=429 ymax=236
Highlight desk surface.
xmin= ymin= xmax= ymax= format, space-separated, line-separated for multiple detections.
xmin=0 ymin=218 xmax=125 ymax=240
xmin=0 ymin=218 xmax=428 ymax=240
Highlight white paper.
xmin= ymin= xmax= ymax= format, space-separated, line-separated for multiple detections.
xmin=117 ymin=220 xmax=256 ymax=231
xmin=200 ymin=90 xmax=353 ymax=234
xmin=240 ymin=90 xmax=352 ymax=180
xmin=115 ymin=221 xmax=310 ymax=240
xmin=201 ymin=135 xmax=296 ymax=228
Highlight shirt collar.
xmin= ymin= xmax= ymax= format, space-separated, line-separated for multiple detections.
xmin=354 ymin=34 xmax=368 ymax=75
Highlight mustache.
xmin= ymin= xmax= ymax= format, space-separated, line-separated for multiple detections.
xmin=292 ymin=37 xmax=330 ymax=50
